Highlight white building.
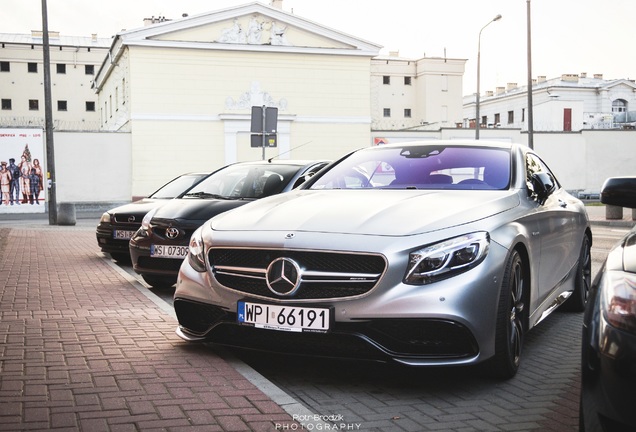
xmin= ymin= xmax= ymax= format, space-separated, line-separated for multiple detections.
xmin=371 ymin=52 xmax=466 ymax=132
xmin=463 ymin=73 xmax=636 ymax=132
xmin=0 ymin=31 xmax=111 ymax=131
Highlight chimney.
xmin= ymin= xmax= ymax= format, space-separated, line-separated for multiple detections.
xmin=562 ymin=73 xmax=579 ymax=82
xmin=496 ymin=86 xmax=505 ymax=95
xmin=580 ymin=72 xmax=587 ymax=78
xmin=485 ymin=90 xmax=494 ymax=97
xmin=91 ymin=34 xmax=98 ymax=42
xmin=506 ymin=83 xmax=518 ymax=91
xmin=537 ymin=76 xmax=547 ymax=83
xmin=594 ymin=74 xmax=603 ymax=80
xmin=270 ymin=0 xmax=284 ymax=9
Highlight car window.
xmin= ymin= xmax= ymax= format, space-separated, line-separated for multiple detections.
xmin=149 ymin=174 xmax=208 ymax=199
xmin=525 ymin=153 xmax=561 ymax=188
xmin=185 ymin=164 xmax=300 ymax=199
xmin=310 ymin=145 xmax=511 ymax=190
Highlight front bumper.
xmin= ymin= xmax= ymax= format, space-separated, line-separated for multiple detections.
xmin=174 ymin=237 xmax=510 ymax=367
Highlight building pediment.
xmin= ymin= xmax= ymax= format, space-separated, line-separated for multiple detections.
xmin=115 ymin=2 xmax=381 ymax=56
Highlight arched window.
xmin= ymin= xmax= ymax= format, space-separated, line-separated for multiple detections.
xmin=612 ymin=99 xmax=627 ymax=113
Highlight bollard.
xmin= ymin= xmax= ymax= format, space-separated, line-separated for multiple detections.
xmin=57 ymin=203 xmax=77 ymax=226
xmin=605 ymin=205 xmax=623 ymax=220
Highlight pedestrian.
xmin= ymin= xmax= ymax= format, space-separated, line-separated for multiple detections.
xmin=8 ymin=157 xmax=20 ymax=205
xmin=0 ymin=161 xmax=11 ymax=205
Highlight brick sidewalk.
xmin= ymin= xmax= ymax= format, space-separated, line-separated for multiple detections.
xmin=0 ymin=226 xmax=298 ymax=431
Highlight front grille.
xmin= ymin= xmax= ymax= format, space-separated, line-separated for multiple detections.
xmin=209 ymin=248 xmax=386 ymax=300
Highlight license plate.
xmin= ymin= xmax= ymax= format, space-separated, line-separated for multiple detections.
xmin=150 ymin=244 xmax=188 ymax=259
xmin=113 ymin=230 xmax=135 ymax=240
xmin=238 ymin=301 xmax=330 ymax=333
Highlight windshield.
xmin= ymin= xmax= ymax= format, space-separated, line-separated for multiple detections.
xmin=185 ymin=163 xmax=301 ymax=199
xmin=149 ymin=173 xmax=208 ymax=199
xmin=310 ymin=145 xmax=511 ymax=190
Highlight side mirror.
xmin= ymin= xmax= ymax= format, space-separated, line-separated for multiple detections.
xmin=530 ymin=172 xmax=556 ymax=205
xmin=601 ymin=177 xmax=636 ymax=209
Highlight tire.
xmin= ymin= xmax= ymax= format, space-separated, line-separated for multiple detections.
xmin=142 ymin=274 xmax=176 ymax=289
xmin=562 ymin=235 xmax=591 ymax=312
xmin=489 ymin=249 xmax=526 ymax=379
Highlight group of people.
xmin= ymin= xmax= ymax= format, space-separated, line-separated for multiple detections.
xmin=0 ymin=156 xmax=43 ymax=206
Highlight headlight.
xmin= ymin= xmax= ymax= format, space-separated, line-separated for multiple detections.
xmin=140 ymin=207 xmax=158 ymax=232
xmin=602 ymin=271 xmax=636 ymax=335
xmin=188 ymin=226 xmax=206 ymax=272
xmin=405 ymin=232 xmax=490 ymax=285
xmin=100 ymin=212 xmax=111 ymax=224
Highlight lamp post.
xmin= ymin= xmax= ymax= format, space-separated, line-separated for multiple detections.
xmin=475 ymin=14 xmax=502 ymax=140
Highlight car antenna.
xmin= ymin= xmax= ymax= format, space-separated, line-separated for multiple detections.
xmin=267 ymin=141 xmax=313 ymax=163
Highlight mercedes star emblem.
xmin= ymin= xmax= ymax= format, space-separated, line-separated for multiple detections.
xmin=266 ymin=257 xmax=301 ymax=296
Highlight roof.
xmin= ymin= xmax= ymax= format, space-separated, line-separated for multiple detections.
xmin=0 ymin=32 xmax=112 ymax=48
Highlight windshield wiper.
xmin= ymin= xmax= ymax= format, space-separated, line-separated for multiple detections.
xmin=184 ymin=191 xmax=228 ymax=199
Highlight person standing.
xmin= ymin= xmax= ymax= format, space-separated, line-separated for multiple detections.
xmin=18 ymin=155 xmax=31 ymax=204
xmin=28 ymin=168 xmax=41 ymax=204
xmin=0 ymin=162 xmax=11 ymax=205
xmin=8 ymin=158 xmax=20 ymax=205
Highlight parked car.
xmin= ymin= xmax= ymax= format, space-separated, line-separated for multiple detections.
xmin=129 ymin=160 xmax=329 ymax=289
xmin=580 ymin=176 xmax=636 ymax=431
xmin=96 ymin=171 xmax=211 ymax=262
xmin=173 ymin=140 xmax=592 ymax=379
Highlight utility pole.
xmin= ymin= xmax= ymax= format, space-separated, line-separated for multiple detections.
xmin=41 ymin=0 xmax=57 ymax=224
xmin=526 ymin=0 xmax=534 ymax=149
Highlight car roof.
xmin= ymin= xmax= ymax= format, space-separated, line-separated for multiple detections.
xmin=375 ymin=140 xmax=514 ymax=150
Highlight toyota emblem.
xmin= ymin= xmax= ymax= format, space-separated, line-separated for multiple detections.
xmin=165 ymin=227 xmax=180 ymax=239
xmin=266 ymin=257 xmax=301 ymax=296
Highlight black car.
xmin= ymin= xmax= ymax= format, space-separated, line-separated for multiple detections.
xmin=580 ymin=176 xmax=636 ymax=431
xmin=129 ymin=159 xmax=329 ymax=288
xmin=96 ymin=172 xmax=210 ymax=262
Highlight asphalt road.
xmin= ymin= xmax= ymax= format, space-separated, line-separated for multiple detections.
xmin=118 ymin=224 xmax=628 ymax=432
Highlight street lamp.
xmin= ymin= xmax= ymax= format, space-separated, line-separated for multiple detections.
xmin=475 ymin=13 xmax=502 ymax=140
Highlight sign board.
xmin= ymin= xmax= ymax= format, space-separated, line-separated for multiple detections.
xmin=250 ymin=106 xmax=278 ymax=148
xmin=0 ymin=128 xmax=46 ymax=214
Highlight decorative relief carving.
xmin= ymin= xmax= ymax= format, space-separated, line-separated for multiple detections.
xmin=216 ymin=16 xmax=292 ymax=46
xmin=225 ymin=81 xmax=288 ymax=110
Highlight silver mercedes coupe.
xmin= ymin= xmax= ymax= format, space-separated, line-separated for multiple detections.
xmin=173 ymin=140 xmax=592 ymax=379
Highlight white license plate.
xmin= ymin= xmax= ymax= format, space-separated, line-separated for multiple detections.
xmin=113 ymin=230 xmax=135 ymax=240
xmin=150 ymin=244 xmax=188 ymax=259
xmin=238 ymin=301 xmax=330 ymax=333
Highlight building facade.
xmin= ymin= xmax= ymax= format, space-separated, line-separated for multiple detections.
xmin=0 ymin=31 xmax=111 ymax=131
xmin=463 ymin=73 xmax=636 ymax=132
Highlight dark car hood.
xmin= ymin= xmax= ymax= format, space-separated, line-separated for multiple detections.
xmin=209 ymin=189 xmax=520 ymax=236
xmin=152 ymin=197 xmax=250 ymax=225
xmin=108 ymin=198 xmax=167 ymax=217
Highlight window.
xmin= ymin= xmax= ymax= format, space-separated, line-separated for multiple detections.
xmin=1 ymin=99 xmax=12 ymax=110
xmin=56 ymin=63 xmax=66 ymax=74
xmin=494 ymin=113 xmax=500 ymax=126
xmin=404 ymin=76 xmax=412 ymax=85
xmin=28 ymin=62 xmax=38 ymax=73
xmin=508 ymin=111 xmax=514 ymax=124
xmin=383 ymin=108 xmax=391 ymax=117
xmin=522 ymin=108 xmax=526 ymax=122
xmin=481 ymin=115 xmax=487 ymax=127
xmin=57 ymin=100 xmax=67 ymax=111
xmin=0 ymin=61 xmax=9 ymax=72
xmin=383 ymin=76 xmax=390 ymax=85
xmin=29 ymin=99 xmax=39 ymax=110
xmin=404 ymin=109 xmax=412 ymax=118
xmin=86 ymin=101 xmax=95 ymax=112
xmin=526 ymin=153 xmax=560 ymax=188
xmin=85 ymin=64 xmax=94 ymax=75
xmin=612 ymin=99 xmax=627 ymax=113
